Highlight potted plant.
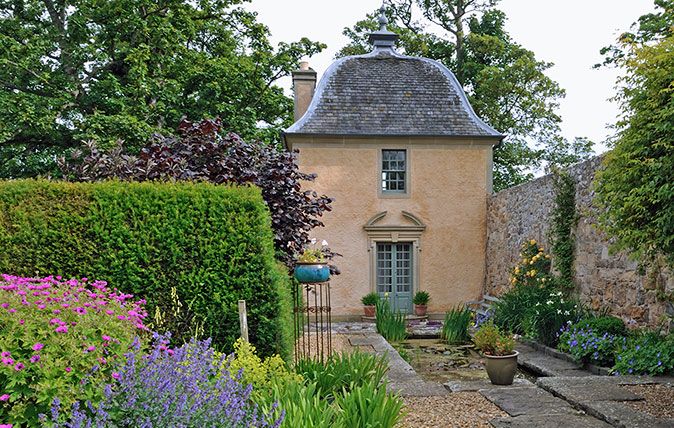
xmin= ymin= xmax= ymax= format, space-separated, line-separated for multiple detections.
xmin=294 ymin=239 xmax=331 ymax=283
xmin=413 ymin=291 xmax=430 ymax=316
xmin=361 ymin=292 xmax=379 ymax=317
xmin=473 ymin=321 xmax=518 ymax=385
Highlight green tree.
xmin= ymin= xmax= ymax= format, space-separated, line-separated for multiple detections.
xmin=0 ymin=0 xmax=324 ymax=177
xmin=339 ymin=1 xmax=593 ymax=191
xmin=597 ymin=0 xmax=674 ymax=68
xmin=595 ymin=24 xmax=674 ymax=268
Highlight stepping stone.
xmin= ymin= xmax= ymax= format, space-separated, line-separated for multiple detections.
xmin=519 ymin=355 xmax=592 ymax=377
xmin=348 ymin=337 xmax=377 ymax=346
xmin=490 ymin=414 xmax=612 ymax=427
xmin=537 ymin=376 xmax=674 ymax=428
xmin=445 ymin=378 xmax=534 ymax=392
xmin=480 ymin=386 xmax=578 ymax=417
xmin=582 ymin=400 xmax=674 ymax=428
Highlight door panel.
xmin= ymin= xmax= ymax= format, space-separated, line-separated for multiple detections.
xmin=376 ymin=242 xmax=413 ymax=313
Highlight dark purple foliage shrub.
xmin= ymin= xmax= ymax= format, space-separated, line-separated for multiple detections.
xmin=60 ymin=119 xmax=335 ymax=270
xmin=48 ymin=334 xmax=283 ymax=427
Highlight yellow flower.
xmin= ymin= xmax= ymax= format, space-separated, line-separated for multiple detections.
xmin=515 ymin=267 xmax=520 ymax=274
xmin=545 ymin=255 xmax=551 ymax=259
xmin=530 ymin=239 xmax=537 ymax=245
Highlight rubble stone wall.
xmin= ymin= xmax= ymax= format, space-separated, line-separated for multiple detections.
xmin=485 ymin=156 xmax=673 ymax=327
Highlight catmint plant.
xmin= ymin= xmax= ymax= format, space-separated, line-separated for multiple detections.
xmin=49 ymin=335 xmax=283 ymax=427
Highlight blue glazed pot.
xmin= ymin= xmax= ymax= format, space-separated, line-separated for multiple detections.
xmin=294 ymin=263 xmax=330 ymax=283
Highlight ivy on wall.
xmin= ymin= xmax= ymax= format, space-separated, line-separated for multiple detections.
xmin=550 ymin=169 xmax=577 ymax=289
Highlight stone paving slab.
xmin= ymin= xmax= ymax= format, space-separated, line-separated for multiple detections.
xmin=348 ymin=337 xmax=378 ymax=346
xmin=582 ymin=400 xmax=674 ymax=428
xmin=490 ymin=414 xmax=612 ymax=427
xmin=517 ymin=344 xmax=592 ymax=377
xmin=537 ymin=375 xmax=674 ymax=428
xmin=480 ymin=386 xmax=580 ymax=417
xmin=444 ymin=378 xmax=534 ymax=392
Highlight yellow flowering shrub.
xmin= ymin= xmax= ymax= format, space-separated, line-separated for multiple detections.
xmin=224 ymin=339 xmax=301 ymax=396
xmin=509 ymin=240 xmax=553 ymax=288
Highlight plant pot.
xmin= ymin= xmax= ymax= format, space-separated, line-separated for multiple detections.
xmin=484 ymin=351 xmax=519 ymax=385
xmin=363 ymin=305 xmax=376 ymax=318
xmin=414 ymin=304 xmax=427 ymax=317
xmin=294 ymin=262 xmax=330 ymax=283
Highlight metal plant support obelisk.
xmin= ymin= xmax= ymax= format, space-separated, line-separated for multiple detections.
xmin=293 ymin=281 xmax=332 ymax=364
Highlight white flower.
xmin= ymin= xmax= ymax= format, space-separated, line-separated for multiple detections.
xmin=310 ymin=238 xmax=317 ymax=244
xmin=321 ymin=240 xmax=329 ymax=247
xmin=557 ymin=309 xmax=562 ymax=314
xmin=546 ymin=300 xmax=553 ymax=305
xmin=564 ymin=311 xmax=570 ymax=316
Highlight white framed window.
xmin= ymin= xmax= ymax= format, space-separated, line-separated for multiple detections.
xmin=381 ymin=149 xmax=407 ymax=193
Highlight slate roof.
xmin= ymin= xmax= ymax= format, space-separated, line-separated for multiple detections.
xmin=285 ymin=48 xmax=503 ymax=139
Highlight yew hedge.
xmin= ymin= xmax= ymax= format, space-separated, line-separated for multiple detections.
xmin=0 ymin=180 xmax=292 ymax=358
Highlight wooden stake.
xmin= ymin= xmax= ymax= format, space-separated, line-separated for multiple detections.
xmin=238 ymin=300 xmax=249 ymax=342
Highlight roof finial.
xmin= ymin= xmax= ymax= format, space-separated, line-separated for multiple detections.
xmin=377 ymin=3 xmax=389 ymax=31
xmin=368 ymin=1 xmax=399 ymax=50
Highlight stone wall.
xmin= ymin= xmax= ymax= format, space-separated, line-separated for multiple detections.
xmin=485 ymin=156 xmax=673 ymax=327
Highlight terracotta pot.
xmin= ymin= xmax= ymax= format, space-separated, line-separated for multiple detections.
xmin=484 ymin=351 xmax=519 ymax=385
xmin=414 ymin=304 xmax=427 ymax=316
xmin=363 ymin=305 xmax=375 ymax=317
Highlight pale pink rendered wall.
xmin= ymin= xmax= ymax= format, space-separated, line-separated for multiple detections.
xmin=288 ymin=137 xmax=495 ymax=318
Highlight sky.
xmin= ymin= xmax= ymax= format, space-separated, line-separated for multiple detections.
xmin=248 ymin=0 xmax=657 ymax=152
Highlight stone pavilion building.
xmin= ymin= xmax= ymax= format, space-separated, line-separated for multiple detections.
xmin=283 ymin=12 xmax=503 ymax=318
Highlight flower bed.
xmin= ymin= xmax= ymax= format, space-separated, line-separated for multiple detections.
xmin=0 ymin=275 xmax=147 ymax=426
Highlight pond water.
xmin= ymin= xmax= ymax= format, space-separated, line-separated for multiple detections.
xmin=395 ymin=338 xmax=538 ymax=384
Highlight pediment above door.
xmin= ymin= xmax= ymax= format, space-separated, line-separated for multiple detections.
xmin=363 ymin=211 xmax=426 ymax=242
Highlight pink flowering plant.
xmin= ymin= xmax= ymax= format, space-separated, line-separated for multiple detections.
xmin=0 ymin=275 xmax=148 ymax=427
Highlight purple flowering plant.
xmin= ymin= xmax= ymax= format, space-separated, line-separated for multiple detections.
xmin=558 ymin=323 xmax=625 ymax=367
xmin=613 ymin=332 xmax=674 ymax=376
xmin=0 ymin=275 xmax=148 ymax=426
xmin=48 ymin=335 xmax=283 ymax=427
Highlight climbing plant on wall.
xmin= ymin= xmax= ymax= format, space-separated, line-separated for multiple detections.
xmin=549 ymin=169 xmax=577 ymax=289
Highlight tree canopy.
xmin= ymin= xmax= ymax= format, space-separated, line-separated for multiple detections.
xmin=339 ymin=0 xmax=593 ymax=191
xmin=0 ymin=0 xmax=324 ymax=177
xmin=595 ymin=1 xmax=674 ymax=269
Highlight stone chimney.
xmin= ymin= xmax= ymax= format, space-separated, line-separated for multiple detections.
xmin=292 ymin=61 xmax=317 ymax=122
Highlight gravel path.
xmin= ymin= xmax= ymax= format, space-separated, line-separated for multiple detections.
xmin=399 ymin=393 xmax=508 ymax=427
xmin=622 ymin=384 xmax=674 ymax=420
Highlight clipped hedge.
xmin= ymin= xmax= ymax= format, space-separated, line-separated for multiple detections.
xmin=0 ymin=179 xmax=292 ymax=358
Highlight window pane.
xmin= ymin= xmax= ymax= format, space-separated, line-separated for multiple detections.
xmin=382 ymin=150 xmax=406 ymax=192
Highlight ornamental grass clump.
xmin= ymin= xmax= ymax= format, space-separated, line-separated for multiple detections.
xmin=441 ymin=306 xmax=472 ymax=344
xmin=262 ymin=351 xmax=401 ymax=428
xmin=295 ymin=351 xmax=388 ymax=400
xmin=375 ymin=298 xmax=408 ymax=342
xmin=50 ymin=335 xmax=283 ymax=427
xmin=0 ymin=275 xmax=147 ymax=427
